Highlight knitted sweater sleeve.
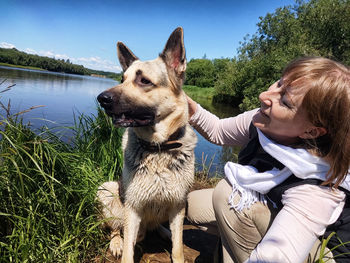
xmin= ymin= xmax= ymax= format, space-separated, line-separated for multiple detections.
xmin=189 ymin=104 xmax=258 ymax=147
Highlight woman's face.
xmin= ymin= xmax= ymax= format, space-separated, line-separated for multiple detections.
xmin=252 ymin=79 xmax=313 ymax=145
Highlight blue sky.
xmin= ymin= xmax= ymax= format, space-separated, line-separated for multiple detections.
xmin=1 ymin=0 xmax=296 ymax=73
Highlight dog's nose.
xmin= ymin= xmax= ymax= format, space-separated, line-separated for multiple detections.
xmin=97 ymin=92 xmax=114 ymax=109
xmin=97 ymin=91 xmax=114 ymax=110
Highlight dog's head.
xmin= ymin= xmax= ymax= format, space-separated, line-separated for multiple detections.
xmin=97 ymin=27 xmax=189 ymax=143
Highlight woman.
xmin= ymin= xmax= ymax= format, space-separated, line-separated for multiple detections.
xmin=186 ymin=57 xmax=350 ymax=262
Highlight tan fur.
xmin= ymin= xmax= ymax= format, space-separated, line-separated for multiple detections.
xmin=96 ymin=27 xmax=197 ymax=263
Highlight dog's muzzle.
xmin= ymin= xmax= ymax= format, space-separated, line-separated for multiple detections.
xmin=97 ymin=91 xmax=155 ymax=127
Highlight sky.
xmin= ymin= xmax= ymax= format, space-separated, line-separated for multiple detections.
xmin=0 ymin=0 xmax=297 ymax=73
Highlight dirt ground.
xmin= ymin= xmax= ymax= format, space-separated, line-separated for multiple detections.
xmin=98 ymin=221 xmax=219 ymax=263
xmin=96 ymin=180 xmax=220 ymax=263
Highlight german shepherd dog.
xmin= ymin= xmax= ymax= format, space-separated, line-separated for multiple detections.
xmin=96 ymin=27 xmax=197 ymax=263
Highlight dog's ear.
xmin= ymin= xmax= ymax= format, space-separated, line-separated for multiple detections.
xmin=117 ymin=42 xmax=139 ymax=72
xmin=160 ymin=27 xmax=186 ymax=76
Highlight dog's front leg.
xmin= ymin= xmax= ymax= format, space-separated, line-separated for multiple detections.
xmin=121 ymin=206 xmax=141 ymax=263
xmin=169 ymin=206 xmax=186 ymax=263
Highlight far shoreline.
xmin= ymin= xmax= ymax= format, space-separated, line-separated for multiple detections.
xmin=0 ymin=63 xmax=119 ymax=80
xmin=0 ymin=62 xmax=48 ymax=71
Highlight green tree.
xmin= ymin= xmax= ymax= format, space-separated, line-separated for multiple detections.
xmin=185 ymin=59 xmax=216 ymax=87
xmin=213 ymin=0 xmax=350 ymax=110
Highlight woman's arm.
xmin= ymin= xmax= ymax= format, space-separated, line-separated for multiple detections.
xmin=187 ymin=96 xmax=258 ymax=146
xmin=246 ymin=184 xmax=345 ymax=263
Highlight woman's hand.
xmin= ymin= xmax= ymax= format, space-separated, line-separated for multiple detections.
xmin=186 ymin=95 xmax=197 ymax=118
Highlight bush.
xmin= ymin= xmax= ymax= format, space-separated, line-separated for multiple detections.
xmin=185 ymin=59 xmax=216 ymax=88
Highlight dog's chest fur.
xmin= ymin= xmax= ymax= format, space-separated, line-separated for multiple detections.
xmin=121 ymin=126 xmax=196 ymax=223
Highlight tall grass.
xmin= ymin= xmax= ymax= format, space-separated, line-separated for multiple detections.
xmin=0 ymin=83 xmax=123 ymax=262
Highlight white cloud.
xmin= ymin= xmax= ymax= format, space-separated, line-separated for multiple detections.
xmin=1 ymin=42 xmax=121 ymax=73
xmin=24 ymin=48 xmax=37 ymax=54
xmin=0 ymin=42 xmax=16 ymax=49
xmin=72 ymin=56 xmax=121 ymax=73
xmin=52 ymin=53 xmax=70 ymax=61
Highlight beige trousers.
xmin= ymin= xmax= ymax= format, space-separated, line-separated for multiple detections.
xmin=187 ymin=178 xmax=334 ymax=263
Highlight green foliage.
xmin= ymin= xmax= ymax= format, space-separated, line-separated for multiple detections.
xmin=0 ymin=47 xmax=88 ymax=75
xmin=212 ymin=0 xmax=350 ymax=110
xmin=185 ymin=58 xmax=231 ymax=88
xmin=0 ymin=86 xmax=123 ymax=262
xmin=299 ymin=0 xmax=350 ymax=64
xmin=185 ymin=59 xmax=216 ymax=87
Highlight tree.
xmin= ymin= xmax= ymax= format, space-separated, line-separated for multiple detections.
xmin=185 ymin=59 xmax=216 ymax=87
xmin=213 ymin=0 xmax=350 ymax=110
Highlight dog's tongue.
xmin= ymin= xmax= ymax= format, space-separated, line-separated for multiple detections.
xmin=112 ymin=114 xmax=128 ymax=126
xmin=112 ymin=114 xmax=153 ymax=127
xmin=134 ymin=118 xmax=152 ymax=126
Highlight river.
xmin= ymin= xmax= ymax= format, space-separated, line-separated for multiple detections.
xmin=0 ymin=66 xmax=239 ymax=175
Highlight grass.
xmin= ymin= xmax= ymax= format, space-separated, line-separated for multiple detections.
xmin=0 ymin=83 xmax=124 ymax=262
xmin=182 ymin=85 xmax=215 ymax=100
xmin=313 ymin=232 xmax=350 ymax=263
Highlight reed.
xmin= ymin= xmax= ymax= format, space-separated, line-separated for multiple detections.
xmin=314 ymin=232 xmax=350 ymax=263
xmin=0 ymin=84 xmax=123 ymax=262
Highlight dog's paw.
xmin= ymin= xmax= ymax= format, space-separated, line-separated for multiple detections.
xmin=109 ymin=235 xmax=123 ymax=258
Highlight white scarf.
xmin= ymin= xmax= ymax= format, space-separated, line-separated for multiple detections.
xmin=226 ymin=128 xmax=350 ymax=211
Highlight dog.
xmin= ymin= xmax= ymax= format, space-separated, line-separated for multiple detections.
xmin=96 ymin=27 xmax=197 ymax=263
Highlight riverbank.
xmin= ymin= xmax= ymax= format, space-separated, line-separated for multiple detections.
xmin=0 ymin=62 xmax=47 ymax=71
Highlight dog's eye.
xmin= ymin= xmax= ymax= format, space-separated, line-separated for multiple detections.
xmin=140 ymin=77 xmax=152 ymax=85
xmin=141 ymin=78 xmax=151 ymax=85
xmin=135 ymin=74 xmax=153 ymax=87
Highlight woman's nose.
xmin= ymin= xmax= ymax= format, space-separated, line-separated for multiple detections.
xmin=259 ymin=90 xmax=273 ymax=107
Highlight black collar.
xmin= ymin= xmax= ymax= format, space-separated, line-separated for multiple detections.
xmin=138 ymin=126 xmax=185 ymax=152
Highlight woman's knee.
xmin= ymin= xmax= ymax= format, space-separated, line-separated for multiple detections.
xmin=187 ymin=188 xmax=215 ymax=225
xmin=212 ymin=178 xmax=232 ymax=213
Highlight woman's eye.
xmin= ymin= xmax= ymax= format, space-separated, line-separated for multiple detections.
xmin=283 ymin=101 xmax=291 ymax=108
xmin=277 ymin=81 xmax=282 ymax=88
xmin=141 ymin=78 xmax=151 ymax=85
xmin=281 ymin=97 xmax=293 ymax=109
